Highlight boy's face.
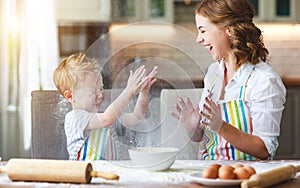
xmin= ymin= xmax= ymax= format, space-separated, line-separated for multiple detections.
xmin=72 ymin=72 xmax=105 ymax=112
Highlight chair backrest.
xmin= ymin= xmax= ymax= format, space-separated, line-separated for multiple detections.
xmin=31 ymin=90 xmax=70 ymax=160
xmin=31 ymin=90 xmax=112 ymax=160
xmin=160 ymin=88 xmax=203 ymax=160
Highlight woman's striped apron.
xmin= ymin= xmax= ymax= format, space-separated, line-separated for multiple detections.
xmin=77 ymin=128 xmax=118 ymax=161
xmin=200 ymin=70 xmax=254 ymax=160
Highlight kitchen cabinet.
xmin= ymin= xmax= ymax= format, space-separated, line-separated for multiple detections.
xmin=111 ymin=0 xmax=174 ymax=23
xmin=174 ymin=0 xmax=300 ymax=23
xmin=54 ymin=0 xmax=300 ymax=23
xmin=254 ymin=0 xmax=300 ymax=22
xmin=57 ymin=23 xmax=109 ymax=57
xmin=54 ymin=0 xmax=110 ymax=22
xmin=275 ymin=85 xmax=300 ymax=159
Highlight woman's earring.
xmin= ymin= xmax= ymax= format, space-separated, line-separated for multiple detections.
xmin=226 ymin=28 xmax=232 ymax=39
xmin=228 ymin=34 xmax=232 ymax=40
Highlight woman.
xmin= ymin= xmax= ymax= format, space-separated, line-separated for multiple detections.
xmin=170 ymin=0 xmax=286 ymax=160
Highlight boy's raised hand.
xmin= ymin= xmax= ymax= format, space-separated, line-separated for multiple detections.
xmin=139 ymin=66 xmax=158 ymax=93
xmin=126 ymin=65 xmax=146 ymax=96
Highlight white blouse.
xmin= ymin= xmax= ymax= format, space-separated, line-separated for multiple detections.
xmin=203 ymin=60 xmax=286 ymax=157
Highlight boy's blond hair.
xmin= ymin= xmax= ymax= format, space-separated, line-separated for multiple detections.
xmin=53 ymin=52 xmax=101 ymax=95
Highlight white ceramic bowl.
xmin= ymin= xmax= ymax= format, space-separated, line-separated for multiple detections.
xmin=128 ymin=147 xmax=179 ymax=171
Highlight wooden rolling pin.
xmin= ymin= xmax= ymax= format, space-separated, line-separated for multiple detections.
xmin=0 ymin=158 xmax=119 ymax=183
xmin=241 ymin=164 xmax=300 ymax=188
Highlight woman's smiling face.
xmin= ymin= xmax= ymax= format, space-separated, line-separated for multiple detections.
xmin=195 ymin=14 xmax=231 ymax=62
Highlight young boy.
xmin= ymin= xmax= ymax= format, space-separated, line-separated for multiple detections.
xmin=53 ymin=52 xmax=157 ymax=160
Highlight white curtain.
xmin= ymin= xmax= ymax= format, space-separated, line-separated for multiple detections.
xmin=0 ymin=0 xmax=59 ymax=160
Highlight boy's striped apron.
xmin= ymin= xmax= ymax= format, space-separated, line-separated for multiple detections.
xmin=77 ymin=128 xmax=118 ymax=161
xmin=200 ymin=69 xmax=255 ymax=160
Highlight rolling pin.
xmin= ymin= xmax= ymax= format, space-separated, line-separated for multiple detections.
xmin=241 ymin=164 xmax=300 ymax=188
xmin=0 ymin=158 xmax=119 ymax=183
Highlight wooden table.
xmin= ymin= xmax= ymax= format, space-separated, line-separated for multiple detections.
xmin=1 ymin=160 xmax=300 ymax=187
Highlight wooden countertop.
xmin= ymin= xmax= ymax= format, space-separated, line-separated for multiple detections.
xmin=270 ymin=63 xmax=300 ymax=86
xmin=276 ymin=67 xmax=300 ymax=86
xmin=282 ymin=77 xmax=300 ymax=86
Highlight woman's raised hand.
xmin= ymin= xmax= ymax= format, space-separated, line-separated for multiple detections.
xmin=201 ymin=97 xmax=223 ymax=133
xmin=170 ymin=96 xmax=201 ymax=132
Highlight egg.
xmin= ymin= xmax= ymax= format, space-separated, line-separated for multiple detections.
xmin=243 ymin=166 xmax=256 ymax=175
xmin=218 ymin=165 xmax=236 ymax=180
xmin=209 ymin=163 xmax=221 ymax=170
xmin=234 ymin=167 xmax=251 ymax=179
xmin=202 ymin=166 xmax=218 ymax=179
xmin=232 ymin=163 xmax=244 ymax=169
xmin=219 ymin=165 xmax=235 ymax=172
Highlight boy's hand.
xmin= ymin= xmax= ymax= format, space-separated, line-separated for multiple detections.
xmin=126 ymin=65 xmax=146 ymax=96
xmin=139 ymin=66 xmax=158 ymax=93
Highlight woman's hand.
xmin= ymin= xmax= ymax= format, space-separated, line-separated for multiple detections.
xmin=201 ymin=96 xmax=223 ymax=133
xmin=170 ymin=96 xmax=202 ymax=132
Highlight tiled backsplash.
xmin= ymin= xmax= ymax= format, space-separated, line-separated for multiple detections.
xmin=259 ymin=24 xmax=300 ymax=83
xmin=267 ymin=40 xmax=300 ymax=79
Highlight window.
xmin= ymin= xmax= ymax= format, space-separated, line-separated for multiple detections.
xmin=276 ymin=0 xmax=290 ymax=16
xmin=248 ymin=0 xmax=259 ymax=16
xmin=149 ymin=0 xmax=165 ymax=17
xmin=117 ymin=0 xmax=135 ymax=17
xmin=111 ymin=0 xmax=136 ymax=22
xmin=111 ymin=0 xmax=172 ymax=23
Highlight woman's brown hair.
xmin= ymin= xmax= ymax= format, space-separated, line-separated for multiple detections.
xmin=195 ymin=0 xmax=269 ymax=69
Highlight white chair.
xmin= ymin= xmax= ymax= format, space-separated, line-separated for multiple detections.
xmin=160 ymin=88 xmax=203 ymax=160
